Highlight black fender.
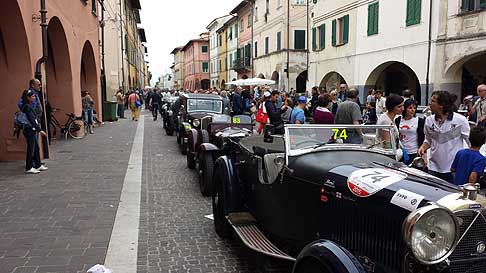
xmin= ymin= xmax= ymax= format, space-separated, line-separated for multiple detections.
xmin=187 ymin=128 xmax=198 ymax=154
xmin=214 ymin=156 xmax=243 ymax=214
xmin=293 ymin=240 xmax=367 ymax=273
xmin=198 ymin=142 xmax=220 ymax=159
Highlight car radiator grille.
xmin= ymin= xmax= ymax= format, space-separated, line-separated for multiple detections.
xmin=449 ymin=209 xmax=486 ymax=273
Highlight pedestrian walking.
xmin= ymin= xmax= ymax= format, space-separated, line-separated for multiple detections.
xmin=221 ymin=91 xmax=231 ymax=115
xmin=376 ymin=94 xmax=404 ymax=149
xmin=128 ymin=91 xmax=142 ymax=121
xmin=290 ymin=96 xmax=307 ymax=124
xmin=418 ymin=91 xmax=470 ymax=183
xmin=231 ymin=87 xmax=244 ymax=116
xmin=366 ymin=89 xmax=376 ymax=103
xmin=310 ymin=86 xmax=319 ymax=113
xmin=116 ymin=89 xmax=126 ymax=119
xmin=395 ymin=99 xmax=425 ymax=163
xmin=363 ymin=102 xmax=377 ymax=125
xmin=313 ymin=94 xmax=334 ymax=124
xmin=81 ymin=91 xmax=95 ymax=134
xmin=451 ymin=126 xmax=486 ymax=186
xmin=329 ymin=90 xmax=341 ymax=116
xmin=150 ymin=90 xmax=161 ymax=121
xmin=281 ymin=98 xmax=293 ymax=124
xmin=20 ymin=89 xmax=48 ymax=174
xmin=18 ymin=79 xmax=43 ymax=117
xmin=334 ymin=89 xmax=362 ymax=143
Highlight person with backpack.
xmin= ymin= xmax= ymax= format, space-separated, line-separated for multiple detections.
xmin=20 ymin=89 xmax=48 ymax=174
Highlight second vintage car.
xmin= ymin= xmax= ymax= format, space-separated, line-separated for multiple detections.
xmin=212 ymin=124 xmax=486 ymax=273
xmin=176 ymin=93 xmax=224 ymax=155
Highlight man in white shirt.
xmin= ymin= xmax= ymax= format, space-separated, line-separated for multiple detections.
xmin=468 ymin=84 xmax=486 ymax=124
xmin=418 ymin=91 xmax=470 ymax=183
xmin=375 ymin=90 xmax=386 ymax=115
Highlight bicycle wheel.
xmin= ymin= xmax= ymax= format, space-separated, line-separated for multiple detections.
xmin=67 ymin=119 xmax=86 ymax=139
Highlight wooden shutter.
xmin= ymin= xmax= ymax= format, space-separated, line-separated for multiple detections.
xmin=406 ymin=0 xmax=413 ymax=26
xmin=319 ymin=24 xmax=325 ymax=49
xmin=265 ymin=37 xmax=269 ymax=54
xmin=255 ymin=41 xmax=258 ymax=58
xmin=368 ymin=2 xmax=379 ymax=36
xmin=277 ymin=32 xmax=281 ymax=50
xmin=414 ymin=0 xmax=421 ymax=25
xmin=481 ymin=0 xmax=486 ymax=8
xmin=294 ymin=30 xmax=306 ymax=49
xmin=312 ymin=27 xmax=317 ymax=50
xmin=332 ymin=19 xmax=337 ymax=46
xmin=406 ymin=0 xmax=421 ymax=26
xmin=343 ymin=15 xmax=349 ymax=44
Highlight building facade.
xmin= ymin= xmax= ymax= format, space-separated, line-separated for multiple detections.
xmin=252 ymin=0 xmax=308 ymax=92
xmin=226 ymin=17 xmax=240 ymax=85
xmin=217 ymin=25 xmax=229 ymax=88
xmin=207 ymin=15 xmax=232 ymax=89
xmin=170 ymin=47 xmax=184 ymax=90
xmin=182 ymin=34 xmax=210 ymax=90
xmin=0 ymin=0 xmax=101 ymax=160
xmin=231 ymin=0 xmax=254 ymax=79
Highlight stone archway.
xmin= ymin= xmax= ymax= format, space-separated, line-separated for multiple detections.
xmin=271 ymin=71 xmax=279 ymax=88
xmin=46 ymin=17 xmax=74 ymax=120
xmin=257 ymin=73 xmax=265 ymax=79
xmin=319 ymin=72 xmax=347 ymax=91
xmin=365 ymin=61 xmax=421 ymax=99
xmin=80 ymin=41 xmax=99 ymax=115
xmin=296 ymin=71 xmax=307 ymax=93
xmin=0 ymin=0 xmax=32 ymax=160
xmin=445 ymin=51 xmax=486 ymax=99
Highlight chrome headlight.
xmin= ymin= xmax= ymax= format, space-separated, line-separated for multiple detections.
xmin=192 ymin=119 xmax=200 ymax=127
xmin=403 ymin=204 xmax=458 ymax=264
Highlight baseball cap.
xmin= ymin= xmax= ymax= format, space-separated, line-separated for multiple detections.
xmin=264 ymin=91 xmax=271 ymax=98
xmin=298 ymin=96 xmax=307 ymax=103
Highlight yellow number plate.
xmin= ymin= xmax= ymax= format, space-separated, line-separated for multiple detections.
xmin=331 ymin=129 xmax=348 ymax=140
xmin=232 ymin=117 xmax=241 ymax=124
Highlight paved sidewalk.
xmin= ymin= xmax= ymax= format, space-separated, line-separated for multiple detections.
xmin=0 ymin=118 xmax=137 ymax=273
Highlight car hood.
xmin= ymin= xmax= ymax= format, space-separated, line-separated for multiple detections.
xmin=288 ymin=151 xmax=486 ymax=213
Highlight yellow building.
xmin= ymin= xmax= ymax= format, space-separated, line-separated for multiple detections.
xmin=217 ymin=25 xmax=229 ymax=89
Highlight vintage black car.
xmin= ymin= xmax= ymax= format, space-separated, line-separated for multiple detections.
xmin=186 ymin=114 xmax=253 ymax=196
xmin=176 ymin=93 xmax=224 ymax=155
xmin=161 ymin=95 xmax=180 ymax=136
xmin=212 ymin=124 xmax=486 ymax=273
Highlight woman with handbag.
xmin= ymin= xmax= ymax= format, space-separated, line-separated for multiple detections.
xmin=128 ymin=91 xmax=142 ymax=121
xmin=256 ymin=92 xmax=271 ymax=134
xmin=21 ymin=89 xmax=48 ymax=174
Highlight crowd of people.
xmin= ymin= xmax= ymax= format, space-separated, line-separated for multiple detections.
xmin=150 ymin=83 xmax=486 ymax=187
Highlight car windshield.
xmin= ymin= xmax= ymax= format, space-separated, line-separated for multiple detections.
xmin=187 ymin=99 xmax=222 ymax=113
xmin=284 ymin=124 xmax=398 ymax=157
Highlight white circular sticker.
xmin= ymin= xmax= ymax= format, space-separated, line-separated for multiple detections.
xmin=347 ymin=168 xmax=407 ymax=197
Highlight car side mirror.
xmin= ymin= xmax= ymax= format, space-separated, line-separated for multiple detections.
xmin=264 ymin=124 xmax=274 ymax=143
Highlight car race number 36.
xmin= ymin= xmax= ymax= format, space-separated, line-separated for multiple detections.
xmin=347 ymin=168 xmax=407 ymax=197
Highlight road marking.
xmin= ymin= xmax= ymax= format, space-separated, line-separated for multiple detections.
xmin=105 ymin=117 xmax=144 ymax=273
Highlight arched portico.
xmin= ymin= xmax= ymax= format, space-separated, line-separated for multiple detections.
xmin=271 ymin=71 xmax=279 ymax=88
xmin=296 ymin=71 xmax=307 ymax=93
xmin=319 ymin=72 xmax=347 ymax=91
xmin=0 ymin=0 xmax=32 ymax=159
xmin=80 ymin=41 xmax=99 ymax=112
xmin=444 ymin=50 xmax=486 ymax=99
xmin=257 ymin=73 xmax=265 ymax=79
xmin=365 ymin=61 xmax=421 ymax=99
xmin=46 ymin=17 xmax=74 ymax=120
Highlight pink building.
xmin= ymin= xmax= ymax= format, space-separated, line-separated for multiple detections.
xmin=1 ymin=0 xmax=101 ymax=160
xmin=231 ymin=0 xmax=254 ymax=79
xmin=182 ymin=35 xmax=210 ymax=90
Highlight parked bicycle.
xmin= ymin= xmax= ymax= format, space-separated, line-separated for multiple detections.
xmin=49 ymin=109 xmax=88 ymax=140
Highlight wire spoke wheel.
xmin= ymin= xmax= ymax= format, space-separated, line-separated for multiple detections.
xmin=68 ymin=119 xmax=87 ymax=139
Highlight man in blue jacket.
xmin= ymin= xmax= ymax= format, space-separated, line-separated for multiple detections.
xmin=231 ymin=87 xmax=244 ymax=116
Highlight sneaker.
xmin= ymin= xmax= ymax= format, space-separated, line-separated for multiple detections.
xmin=36 ymin=165 xmax=48 ymax=171
xmin=26 ymin=168 xmax=40 ymax=174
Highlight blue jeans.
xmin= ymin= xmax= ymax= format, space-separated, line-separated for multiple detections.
xmin=84 ymin=109 xmax=93 ymax=125
xmin=117 ymin=104 xmax=125 ymax=118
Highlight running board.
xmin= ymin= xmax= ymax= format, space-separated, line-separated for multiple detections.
xmin=228 ymin=213 xmax=296 ymax=262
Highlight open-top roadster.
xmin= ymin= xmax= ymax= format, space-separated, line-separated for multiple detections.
xmin=212 ymin=124 xmax=486 ymax=273
xmin=186 ymin=114 xmax=253 ymax=196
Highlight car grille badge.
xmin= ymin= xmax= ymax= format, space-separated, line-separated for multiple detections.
xmin=477 ymin=242 xmax=486 ymax=254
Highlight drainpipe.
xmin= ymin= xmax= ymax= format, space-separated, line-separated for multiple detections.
xmin=306 ymin=0 xmax=309 ymax=89
xmin=100 ymin=0 xmax=107 ymax=104
xmin=35 ymin=0 xmax=50 ymax=159
xmin=425 ymin=0 xmax=433 ymax=105
xmin=119 ymin=0 xmax=126 ymax=91
xmin=251 ymin=0 xmax=255 ymax=78
xmin=286 ymin=0 xmax=290 ymax=92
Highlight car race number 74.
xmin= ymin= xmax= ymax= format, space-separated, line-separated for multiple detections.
xmin=347 ymin=168 xmax=407 ymax=197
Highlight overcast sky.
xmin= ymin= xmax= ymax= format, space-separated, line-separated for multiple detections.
xmin=139 ymin=0 xmax=242 ymax=85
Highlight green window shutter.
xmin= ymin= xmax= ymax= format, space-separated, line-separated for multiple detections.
xmin=343 ymin=15 xmax=349 ymax=44
xmin=406 ymin=0 xmax=421 ymax=26
xmin=312 ymin=27 xmax=317 ymax=50
xmin=294 ymin=30 xmax=306 ymax=50
xmin=277 ymin=32 xmax=281 ymax=50
xmin=265 ymin=37 xmax=269 ymax=54
xmin=255 ymin=41 xmax=258 ymax=58
xmin=237 ymin=48 xmax=241 ymax=59
xmin=481 ymin=0 xmax=486 ymax=8
xmin=319 ymin=24 xmax=325 ymax=50
xmin=368 ymin=2 xmax=379 ymax=36
xmin=331 ymin=19 xmax=337 ymax=46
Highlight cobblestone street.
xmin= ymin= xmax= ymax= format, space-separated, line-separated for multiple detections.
xmin=0 ymin=111 xmax=291 ymax=273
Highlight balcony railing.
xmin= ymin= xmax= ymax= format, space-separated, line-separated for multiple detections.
xmin=232 ymin=57 xmax=251 ymax=71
